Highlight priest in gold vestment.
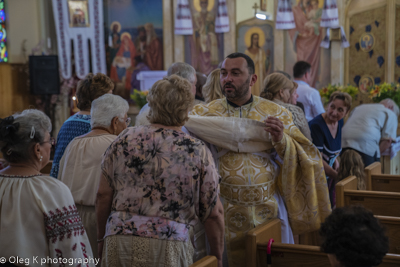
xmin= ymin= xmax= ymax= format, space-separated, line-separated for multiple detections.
xmin=188 ymin=53 xmax=331 ymax=267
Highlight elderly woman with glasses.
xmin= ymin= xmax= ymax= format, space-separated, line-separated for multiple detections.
xmin=58 ymin=94 xmax=129 ymax=258
xmin=0 ymin=110 xmax=94 ymax=265
xmin=97 ymin=75 xmax=224 ymax=267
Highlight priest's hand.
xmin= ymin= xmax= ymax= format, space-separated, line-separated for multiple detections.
xmin=264 ymin=116 xmax=284 ymax=143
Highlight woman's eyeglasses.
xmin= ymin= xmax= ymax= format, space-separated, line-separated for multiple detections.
xmin=40 ymin=137 xmax=55 ymax=146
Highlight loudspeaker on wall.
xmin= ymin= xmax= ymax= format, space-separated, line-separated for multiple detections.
xmin=29 ymin=56 xmax=60 ymax=95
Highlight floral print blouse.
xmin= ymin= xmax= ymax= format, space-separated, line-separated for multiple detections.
xmin=101 ymin=125 xmax=220 ymax=241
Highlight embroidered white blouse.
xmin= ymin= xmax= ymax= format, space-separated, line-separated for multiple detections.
xmin=0 ymin=174 xmax=94 ymax=267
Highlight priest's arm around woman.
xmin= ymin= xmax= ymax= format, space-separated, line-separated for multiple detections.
xmin=96 ymin=75 xmax=224 ymax=267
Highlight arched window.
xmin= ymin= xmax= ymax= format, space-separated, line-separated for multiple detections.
xmin=0 ymin=0 xmax=8 ymax=62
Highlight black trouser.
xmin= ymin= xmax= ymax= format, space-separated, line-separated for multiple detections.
xmin=341 ymin=148 xmax=380 ymax=168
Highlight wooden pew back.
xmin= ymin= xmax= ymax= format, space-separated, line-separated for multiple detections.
xmin=336 ymin=176 xmax=400 ymax=217
xmin=371 ymin=174 xmax=400 ymax=193
xmin=379 ymin=215 xmax=400 ymax=254
xmin=247 ymin=217 xmax=400 ymax=267
xmin=256 ymin=243 xmax=400 ymax=267
xmin=257 ymin=243 xmax=330 ymax=267
xmin=335 ymin=175 xmax=358 ymax=208
xmin=365 ymin=162 xmax=382 ymax=190
xmin=365 ymin=162 xmax=400 ymax=192
xmin=246 ymin=219 xmax=282 ymax=267
xmin=190 ymin=256 xmax=218 ymax=267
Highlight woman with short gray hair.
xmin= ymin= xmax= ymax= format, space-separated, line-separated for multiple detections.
xmin=90 ymin=94 xmax=130 ymax=133
xmin=0 ymin=109 xmax=94 ymax=264
xmin=58 ymin=94 xmax=129 ymax=258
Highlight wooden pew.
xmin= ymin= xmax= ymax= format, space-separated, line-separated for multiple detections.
xmin=246 ymin=219 xmax=400 ymax=267
xmin=336 ymin=176 xmax=400 ymax=254
xmin=190 ymin=256 xmax=218 ymax=267
xmin=379 ymin=215 xmax=400 ymax=255
xmin=365 ymin=162 xmax=400 ymax=192
xmin=256 ymin=243 xmax=400 ymax=267
xmin=257 ymin=242 xmax=331 ymax=267
xmin=246 ymin=219 xmax=282 ymax=267
xmin=336 ymin=176 xmax=400 ymax=217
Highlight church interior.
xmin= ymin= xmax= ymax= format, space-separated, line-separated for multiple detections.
xmin=1 ymin=0 xmax=400 ymax=266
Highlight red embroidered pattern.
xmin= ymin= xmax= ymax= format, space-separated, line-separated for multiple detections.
xmin=53 ymin=243 xmax=89 ymax=267
xmin=55 ymin=249 xmax=65 ymax=267
xmin=77 ymin=34 xmax=85 ymax=77
xmin=80 ymin=242 xmax=89 ymax=263
xmin=44 ymin=205 xmax=85 ymax=243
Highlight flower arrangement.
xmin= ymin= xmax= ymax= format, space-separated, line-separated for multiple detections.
xmin=130 ymin=89 xmax=149 ymax=108
xmin=369 ymin=83 xmax=400 ymax=106
xmin=320 ymin=84 xmax=359 ymax=104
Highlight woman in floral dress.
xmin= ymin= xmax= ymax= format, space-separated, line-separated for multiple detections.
xmin=96 ymin=75 xmax=224 ymax=267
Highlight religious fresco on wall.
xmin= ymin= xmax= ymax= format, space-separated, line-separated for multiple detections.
xmin=348 ymin=6 xmax=386 ymax=103
xmin=105 ymin=0 xmax=163 ymax=90
xmin=360 ymin=33 xmax=375 ymax=53
xmin=237 ymin=19 xmax=274 ymax=96
xmin=284 ymin=0 xmax=330 ymax=89
xmin=359 ymin=75 xmax=374 ymax=94
xmin=184 ymin=0 xmax=224 ymax=76
xmin=67 ymin=0 xmax=90 ymax=28
xmin=0 ymin=0 xmax=7 ymax=63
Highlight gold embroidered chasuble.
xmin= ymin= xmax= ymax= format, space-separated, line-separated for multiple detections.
xmin=189 ymin=96 xmax=331 ymax=267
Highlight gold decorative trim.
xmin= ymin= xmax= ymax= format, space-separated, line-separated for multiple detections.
xmin=220 ymin=180 xmax=274 ymax=206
